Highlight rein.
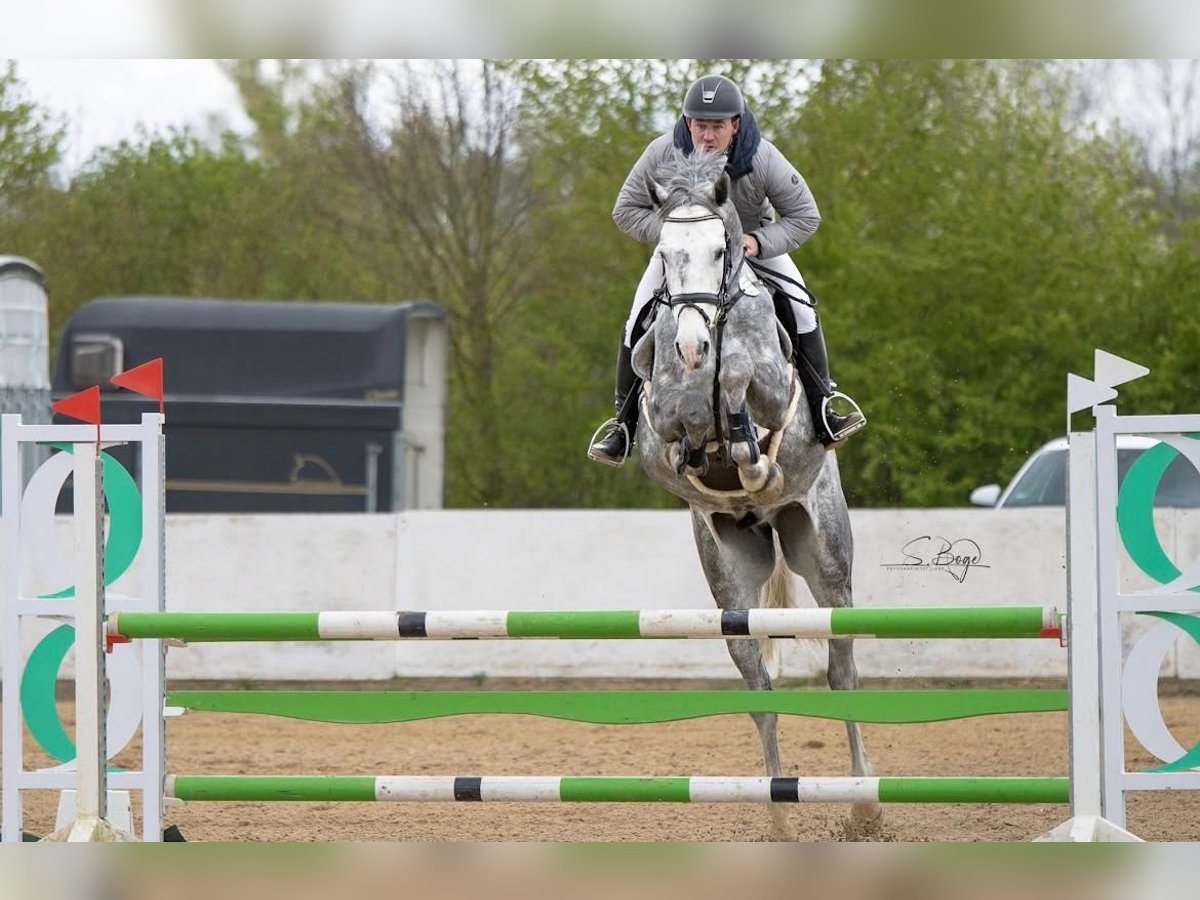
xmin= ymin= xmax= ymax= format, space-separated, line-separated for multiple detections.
xmin=654 ymin=210 xmax=748 ymax=454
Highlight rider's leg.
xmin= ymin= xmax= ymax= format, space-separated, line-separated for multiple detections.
xmin=588 ymin=342 xmax=640 ymax=466
xmin=588 ymin=257 xmax=661 ymax=466
xmin=794 ymin=316 xmax=866 ymax=446
xmin=753 ymin=254 xmax=865 ymax=447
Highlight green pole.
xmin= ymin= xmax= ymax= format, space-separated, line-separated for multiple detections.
xmin=113 ymin=612 xmax=322 ymax=642
xmin=878 ymin=777 xmax=1069 ymax=804
xmin=506 ymin=610 xmax=643 ymax=638
xmin=830 ymin=606 xmax=1056 ymax=638
xmin=171 ymin=775 xmax=377 ymax=802
xmin=559 ymin=777 xmax=692 ymax=802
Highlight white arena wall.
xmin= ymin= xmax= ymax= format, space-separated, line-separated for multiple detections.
xmin=13 ymin=508 xmax=1200 ymax=681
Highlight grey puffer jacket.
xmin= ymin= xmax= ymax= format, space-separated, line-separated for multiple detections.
xmin=612 ymin=132 xmax=821 ymax=261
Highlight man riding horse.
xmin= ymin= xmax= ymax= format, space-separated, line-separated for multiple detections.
xmin=589 ymin=73 xmax=865 ymax=467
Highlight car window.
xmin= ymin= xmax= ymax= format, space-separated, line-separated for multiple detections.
xmin=1002 ymin=446 xmax=1200 ymax=508
xmin=1003 ymin=449 xmax=1068 ymax=506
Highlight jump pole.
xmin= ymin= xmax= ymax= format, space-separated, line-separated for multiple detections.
xmin=108 ymin=606 xmax=1063 ymax=642
xmin=167 ymin=775 xmax=1070 ymax=805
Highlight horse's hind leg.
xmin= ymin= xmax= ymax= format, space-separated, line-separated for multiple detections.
xmin=776 ymin=500 xmax=882 ymax=827
xmin=689 ymin=508 xmax=797 ymax=840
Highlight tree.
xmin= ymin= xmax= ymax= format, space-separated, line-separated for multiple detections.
xmin=0 ymin=62 xmax=63 ymax=209
xmin=249 ymin=61 xmax=539 ymax=506
xmin=797 ymin=60 xmax=1167 ymax=505
xmin=1078 ymin=60 xmax=1200 ymax=223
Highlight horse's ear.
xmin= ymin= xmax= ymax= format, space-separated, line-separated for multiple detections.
xmin=645 ymin=175 xmax=668 ymax=209
xmin=713 ymin=172 xmax=730 ymax=206
xmin=775 ymin=320 xmax=794 ymax=363
xmin=631 ymin=330 xmax=655 ymax=380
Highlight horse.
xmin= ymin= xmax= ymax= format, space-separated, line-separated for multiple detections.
xmin=629 ymin=149 xmax=879 ymax=838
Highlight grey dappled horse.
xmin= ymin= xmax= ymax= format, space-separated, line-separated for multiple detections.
xmin=630 ymin=151 xmax=878 ymax=838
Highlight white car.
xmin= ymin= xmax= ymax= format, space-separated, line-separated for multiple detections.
xmin=970 ymin=435 xmax=1200 ymax=508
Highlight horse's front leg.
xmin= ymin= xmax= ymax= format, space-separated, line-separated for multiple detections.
xmin=674 ymin=434 xmax=709 ymax=476
xmin=720 ymin=360 xmax=773 ymax=492
xmin=671 ymin=390 xmax=714 ymax=477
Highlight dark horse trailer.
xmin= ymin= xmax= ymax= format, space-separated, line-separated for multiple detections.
xmin=52 ymin=296 xmax=446 ymax=513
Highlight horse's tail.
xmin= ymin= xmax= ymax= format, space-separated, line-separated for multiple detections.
xmin=758 ymin=556 xmax=795 ymax=672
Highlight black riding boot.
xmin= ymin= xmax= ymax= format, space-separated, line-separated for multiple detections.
xmin=794 ymin=321 xmax=866 ymax=447
xmin=588 ymin=342 xmax=641 ymax=467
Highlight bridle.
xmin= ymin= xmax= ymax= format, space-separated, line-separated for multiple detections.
xmin=652 ymin=209 xmax=749 ymax=460
xmin=653 ymin=211 xmax=746 ymax=328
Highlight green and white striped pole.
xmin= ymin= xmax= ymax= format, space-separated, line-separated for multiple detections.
xmin=167 ymin=774 xmax=1070 ymax=805
xmin=110 ymin=606 xmax=1062 ymax=642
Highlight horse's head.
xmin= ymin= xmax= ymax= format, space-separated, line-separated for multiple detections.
xmin=644 ymin=150 xmax=744 ymax=372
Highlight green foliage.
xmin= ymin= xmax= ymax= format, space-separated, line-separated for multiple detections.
xmin=791 ymin=60 xmax=1172 ymax=505
xmin=0 ymin=62 xmax=63 ymax=205
xmin=2 ymin=60 xmax=1196 ymax=509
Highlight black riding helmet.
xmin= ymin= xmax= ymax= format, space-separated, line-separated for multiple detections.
xmin=682 ymin=74 xmax=744 ymax=120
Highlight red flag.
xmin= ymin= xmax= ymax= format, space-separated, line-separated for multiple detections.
xmin=52 ymin=385 xmax=101 ymax=425
xmin=51 ymin=385 xmax=102 ymax=445
xmin=110 ymin=358 xmax=164 ymax=415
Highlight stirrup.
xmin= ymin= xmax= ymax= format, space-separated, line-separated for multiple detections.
xmin=587 ymin=417 xmax=631 ymax=467
xmin=821 ymin=392 xmax=867 ymax=446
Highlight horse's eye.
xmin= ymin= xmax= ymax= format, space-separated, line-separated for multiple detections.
xmin=714 ymin=249 xmax=724 ymax=261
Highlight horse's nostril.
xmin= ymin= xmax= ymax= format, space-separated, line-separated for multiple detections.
xmin=675 ymin=342 xmax=684 ymax=361
xmin=701 ymin=340 xmax=710 ymax=356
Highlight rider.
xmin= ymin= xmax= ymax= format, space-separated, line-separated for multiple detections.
xmin=588 ymin=73 xmax=866 ymax=467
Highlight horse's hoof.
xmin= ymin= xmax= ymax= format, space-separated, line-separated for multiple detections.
xmin=837 ymin=803 xmax=885 ymax=842
xmin=739 ymin=472 xmax=767 ymax=493
xmin=854 ymin=800 xmax=883 ymax=820
xmin=769 ymin=805 xmax=798 ymax=842
xmin=730 ymin=441 xmax=760 ymax=470
xmin=748 ymin=463 xmax=784 ymax=501
xmin=850 ymin=801 xmax=884 ymax=831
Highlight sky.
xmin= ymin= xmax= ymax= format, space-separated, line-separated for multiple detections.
xmin=13 ymin=60 xmax=254 ymax=172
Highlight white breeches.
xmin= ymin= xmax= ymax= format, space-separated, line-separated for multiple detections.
xmin=622 ymin=252 xmax=818 ymax=348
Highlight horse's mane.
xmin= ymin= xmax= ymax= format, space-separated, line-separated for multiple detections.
xmin=653 ymin=150 xmax=742 ymax=238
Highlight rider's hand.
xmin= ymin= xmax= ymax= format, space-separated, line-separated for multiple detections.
xmin=742 ymin=234 xmax=760 ymax=257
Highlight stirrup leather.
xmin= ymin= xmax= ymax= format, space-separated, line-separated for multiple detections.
xmin=587 ymin=417 xmax=631 ymax=467
xmin=821 ymin=391 xmax=867 ymax=444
